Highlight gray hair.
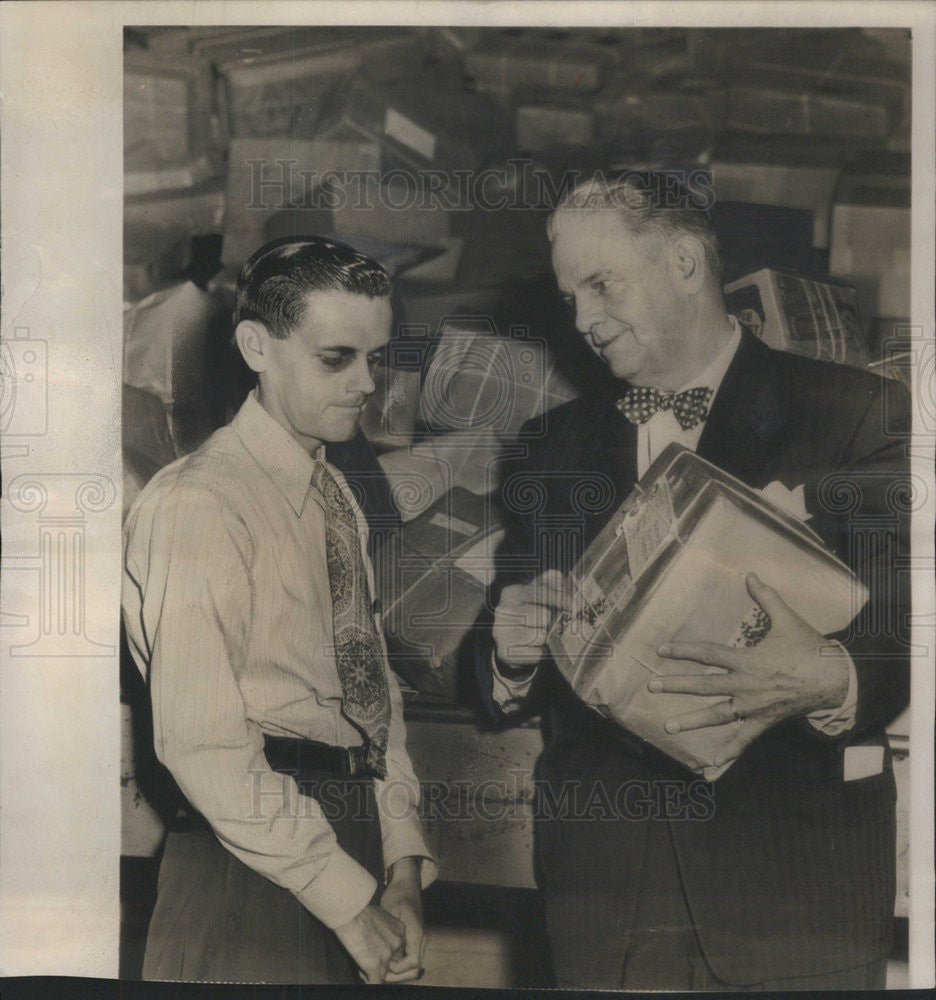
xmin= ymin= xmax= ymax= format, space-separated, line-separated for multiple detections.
xmin=547 ymin=172 xmax=724 ymax=283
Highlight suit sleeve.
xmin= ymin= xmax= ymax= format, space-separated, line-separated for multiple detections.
xmin=814 ymin=376 xmax=912 ymax=740
xmin=472 ymin=422 xmax=558 ymax=722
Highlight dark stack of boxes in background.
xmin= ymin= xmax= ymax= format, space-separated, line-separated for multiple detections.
xmin=122 ymin=25 xmax=913 ymax=703
xmin=124 ymin=49 xmax=225 ymax=302
xmin=830 ymin=150 xmax=911 ymax=358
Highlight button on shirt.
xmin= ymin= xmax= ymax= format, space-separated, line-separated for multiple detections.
xmin=123 ymin=391 xmax=436 ymax=930
xmin=493 ymin=319 xmax=856 ymax=734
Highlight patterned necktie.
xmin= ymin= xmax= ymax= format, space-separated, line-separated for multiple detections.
xmin=616 ymin=385 xmax=714 ymax=431
xmin=312 ymin=461 xmax=391 ymax=779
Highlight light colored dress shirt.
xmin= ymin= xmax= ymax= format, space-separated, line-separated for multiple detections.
xmin=493 ymin=319 xmax=857 ymax=735
xmin=123 ymin=390 xmax=436 ymax=931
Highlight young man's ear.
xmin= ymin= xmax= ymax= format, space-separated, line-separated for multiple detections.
xmin=669 ymin=235 xmax=707 ymax=295
xmin=235 ymin=320 xmax=271 ymax=374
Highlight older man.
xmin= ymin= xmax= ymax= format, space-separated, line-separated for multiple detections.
xmin=486 ymin=173 xmax=910 ymax=990
xmin=123 ymin=237 xmax=435 ymax=985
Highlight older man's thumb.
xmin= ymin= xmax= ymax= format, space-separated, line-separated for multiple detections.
xmin=745 ymin=572 xmax=789 ymax=617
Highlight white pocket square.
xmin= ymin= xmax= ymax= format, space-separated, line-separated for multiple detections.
xmin=843 ymin=745 xmax=885 ymax=781
xmin=760 ymin=480 xmax=811 ymax=522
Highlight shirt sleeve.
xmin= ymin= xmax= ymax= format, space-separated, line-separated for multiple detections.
xmin=123 ymin=481 xmax=377 ymax=930
xmin=806 ymin=642 xmax=858 ymax=736
xmin=490 ymin=651 xmax=538 ymax=712
xmin=375 ymin=659 xmax=438 ymax=888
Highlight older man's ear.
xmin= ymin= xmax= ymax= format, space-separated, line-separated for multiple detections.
xmin=670 ymin=236 xmax=707 ymax=295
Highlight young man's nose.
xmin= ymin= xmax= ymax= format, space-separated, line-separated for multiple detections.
xmin=349 ymin=359 xmax=376 ymax=396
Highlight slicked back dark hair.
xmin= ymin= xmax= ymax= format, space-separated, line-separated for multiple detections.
xmin=234 ymin=236 xmax=392 ymax=339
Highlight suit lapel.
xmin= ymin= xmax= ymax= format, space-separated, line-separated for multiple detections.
xmin=586 ymin=394 xmax=639 ymax=494
xmin=553 ymin=394 xmax=638 ymax=547
xmin=697 ymin=330 xmax=789 ymax=489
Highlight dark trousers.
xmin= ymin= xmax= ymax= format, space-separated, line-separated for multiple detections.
xmin=141 ymin=779 xmax=383 ymax=984
xmin=545 ymin=815 xmax=887 ymax=991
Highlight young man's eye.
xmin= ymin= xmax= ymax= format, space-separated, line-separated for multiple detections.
xmin=319 ymin=354 xmax=350 ymax=370
xmin=367 ymin=350 xmax=385 ymax=368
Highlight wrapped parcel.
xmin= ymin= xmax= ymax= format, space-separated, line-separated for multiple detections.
xmin=547 ymin=443 xmax=868 ymax=780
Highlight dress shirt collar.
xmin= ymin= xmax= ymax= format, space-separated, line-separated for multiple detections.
xmin=232 ymin=390 xmax=323 ymax=517
xmin=673 ymin=314 xmax=743 ymax=400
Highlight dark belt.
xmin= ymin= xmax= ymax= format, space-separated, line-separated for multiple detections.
xmin=263 ymin=734 xmax=377 ymax=782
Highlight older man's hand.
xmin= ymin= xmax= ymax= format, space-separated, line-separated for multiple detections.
xmin=650 ymin=573 xmax=850 ymax=768
xmin=493 ymin=569 xmax=570 ymax=674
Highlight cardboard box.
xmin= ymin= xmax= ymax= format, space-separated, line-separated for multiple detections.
xmin=378 ymin=432 xmax=508 ymax=519
xmin=709 ymin=134 xmax=842 ymax=249
xmin=726 ymin=85 xmax=893 ymax=142
xmin=709 ymin=202 xmax=814 ymax=284
xmin=220 ymin=134 xmax=380 ymax=266
xmin=214 ymin=29 xmax=428 ymax=137
xmin=398 ymin=237 xmax=465 ymax=285
xmin=123 ymin=281 xmax=227 ymax=409
xmin=236 ymin=177 xmax=451 ymax=263
xmin=595 ymin=80 xmax=726 ymax=140
xmin=330 ymin=175 xmax=450 ymax=249
xmin=866 ymin=350 xmax=914 ymax=394
xmin=737 ymin=58 xmax=909 ymax=126
xmin=399 ymin=288 xmax=502 ymax=333
xmin=548 ymin=444 xmax=867 ymax=779
xmin=465 ymin=35 xmax=614 ymax=94
xmin=124 ymin=51 xmax=215 ymax=194
xmin=419 ymin=321 xmax=578 ymax=436
xmin=314 ymin=75 xmax=510 ymax=177
xmin=829 ymin=178 xmax=910 ymax=320
xmin=124 ymin=227 xmax=192 ymax=303
xmin=124 ymin=179 xmax=226 ymax=236
xmin=377 ymin=487 xmax=503 ymax=699
xmin=688 ymin=27 xmax=891 ymax=79
xmin=724 ymin=268 xmax=868 ymax=368
xmin=358 ymin=366 xmax=422 ymax=452
xmin=516 ymin=100 xmax=594 ymax=151
xmin=191 ymin=26 xmax=415 ymax=63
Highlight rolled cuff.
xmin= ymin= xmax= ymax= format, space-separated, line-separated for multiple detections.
xmin=383 ymin=838 xmax=438 ymax=890
xmin=378 ymin=793 xmax=438 ymax=889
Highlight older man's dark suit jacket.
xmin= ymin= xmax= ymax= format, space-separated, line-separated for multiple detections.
xmin=483 ymin=329 xmax=911 ymax=985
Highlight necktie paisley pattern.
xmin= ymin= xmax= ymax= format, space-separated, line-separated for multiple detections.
xmin=617 ymin=385 xmax=714 ymax=431
xmin=312 ymin=461 xmax=390 ymax=779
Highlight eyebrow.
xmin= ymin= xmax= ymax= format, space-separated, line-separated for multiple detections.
xmin=581 ymin=268 xmax=614 ymax=287
xmin=318 ymin=345 xmax=386 ymax=357
xmin=560 ymin=268 xmax=613 ymax=300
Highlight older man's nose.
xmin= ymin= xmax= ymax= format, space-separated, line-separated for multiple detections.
xmin=575 ymin=298 xmax=603 ymax=337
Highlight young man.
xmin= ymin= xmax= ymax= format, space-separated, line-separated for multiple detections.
xmin=485 ymin=174 xmax=910 ymax=990
xmin=123 ymin=237 xmax=435 ymax=985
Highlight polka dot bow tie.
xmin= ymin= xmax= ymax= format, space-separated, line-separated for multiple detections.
xmin=616 ymin=385 xmax=715 ymax=431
